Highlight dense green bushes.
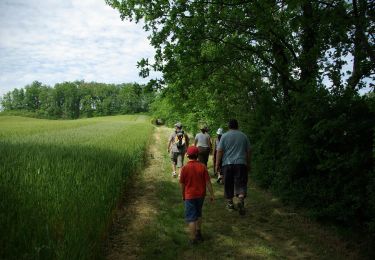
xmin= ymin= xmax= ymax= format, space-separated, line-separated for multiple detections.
xmin=256 ymin=90 xmax=374 ymax=227
xmin=108 ymin=0 xmax=374 ymax=238
xmin=151 ymin=80 xmax=374 ymax=235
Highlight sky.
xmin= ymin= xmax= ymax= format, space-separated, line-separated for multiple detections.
xmin=0 ymin=0 xmax=160 ymax=97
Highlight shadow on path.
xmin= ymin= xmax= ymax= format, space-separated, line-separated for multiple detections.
xmin=104 ymin=126 xmax=364 ymax=260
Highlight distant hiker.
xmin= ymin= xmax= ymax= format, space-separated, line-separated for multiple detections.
xmin=167 ymin=122 xmax=189 ymax=177
xmin=179 ymin=146 xmax=214 ymax=245
xmin=194 ymin=125 xmax=212 ymax=167
xmin=215 ymin=119 xmax=251 ymax=216
xmin=213 ymin=128 xmax=224 ymax=184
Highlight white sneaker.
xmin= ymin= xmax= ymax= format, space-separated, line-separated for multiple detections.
xmin=172 ymin=172 xmax=177 ymax=177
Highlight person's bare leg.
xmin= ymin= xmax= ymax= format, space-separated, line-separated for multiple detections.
xmin=237 ymin=194 xmax=245 ymax=215
xmin=172 ymin=163 xmax=177 ymax=177
xmin=196 ymin=217 xmax=203 ymax=241
xmin=188 ymin=221 xmax=197 ymax=241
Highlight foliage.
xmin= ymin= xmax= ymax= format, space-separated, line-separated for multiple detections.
xmin=0 ymin=115 xmax=153 ymax=259
xmin=107 ymin=0 xmax=375 ymax=236
xmin=0 ymin=81 xmax=155 ymax=119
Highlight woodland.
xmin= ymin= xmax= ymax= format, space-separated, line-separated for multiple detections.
xmin=106 ymin=0 xmax=375 ymax=238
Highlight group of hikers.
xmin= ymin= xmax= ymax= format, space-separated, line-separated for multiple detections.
xmin=166 ymin=119 xmax=251 ymax=245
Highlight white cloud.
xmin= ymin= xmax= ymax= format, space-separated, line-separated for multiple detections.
xmin=0 ymin=0 xmax=161 ymax=97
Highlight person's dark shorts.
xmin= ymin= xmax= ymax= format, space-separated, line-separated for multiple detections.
xmin=198 ymin=146 xmax=210 ymax=166
xmin=222 ymin=164 xmax=248 ymax=199
xmin=170 ymin=151 xmax=184 ymax=168
xmin=184 ymin=198 xmax=204 ymax=222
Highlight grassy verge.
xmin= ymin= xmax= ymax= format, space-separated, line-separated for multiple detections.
xmin=0 ymin=115 xmax=153 ymax=259
xmin=121 ymin=127 xmax=366 ymax=260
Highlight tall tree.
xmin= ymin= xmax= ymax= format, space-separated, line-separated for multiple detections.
xmin=24 ymin=81 xmax=43 ymax=111
xmin=107 ymin=0 xmax=375 ymax=232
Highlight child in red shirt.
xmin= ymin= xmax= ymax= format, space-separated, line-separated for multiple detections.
xmin=179 ymin=146 xmax=214 ymax=245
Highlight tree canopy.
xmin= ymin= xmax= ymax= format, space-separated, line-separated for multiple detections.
xmin=107 ymin=0 xmax=375 ymax=236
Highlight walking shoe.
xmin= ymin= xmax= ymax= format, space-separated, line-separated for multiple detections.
xmin=195 ymin=230 xmax=204 ymax=242
xmin=226 ymin=203 xmax=235 ymax=211
xmin=172 ymin=171 xmax=177 ymax=177
xmin=237 ymin=201 xmax=246 ymax=216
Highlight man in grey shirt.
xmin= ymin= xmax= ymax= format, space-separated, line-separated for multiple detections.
xmin=215 ymin=119 xmax=251 ymax=215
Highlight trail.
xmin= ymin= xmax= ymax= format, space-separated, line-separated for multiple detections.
xmin=104 ymin=126 xmax=364 ymax=260
xmin=104 ymin=126 xmax=165 ymax=259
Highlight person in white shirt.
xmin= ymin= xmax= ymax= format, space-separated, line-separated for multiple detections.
xmin=194 ymin=125 xmax=211 ymax=167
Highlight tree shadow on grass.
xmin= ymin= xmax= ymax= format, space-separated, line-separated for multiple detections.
xmin=129 ymin=177 xmax=366 ymax=260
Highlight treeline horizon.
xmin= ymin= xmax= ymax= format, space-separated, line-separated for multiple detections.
xmin=0 ymin=80 xmax=155 ymax=119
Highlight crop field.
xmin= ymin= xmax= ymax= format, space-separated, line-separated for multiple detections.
xmin=0 ymin=115 xmax=153 ymax=260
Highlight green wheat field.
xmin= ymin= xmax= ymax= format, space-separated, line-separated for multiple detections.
xmin=0 ymin=115 xmax=153 ymax=259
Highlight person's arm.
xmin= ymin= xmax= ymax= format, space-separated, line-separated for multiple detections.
xmin=180 ymin=183 xmax=185 ymax=200
xmin=167 ymin=138 xmax=172 ymax=153
xmin=185 ymin=134 xmax=190 ymax=147
xmin=194 ymin=135 xmax=198 ymax=146
xmin=215 ymin=149 xmax=223 ymax=173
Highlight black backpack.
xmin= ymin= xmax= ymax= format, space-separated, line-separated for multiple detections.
xmin=174 ymin=130 xmax=186 ymax=149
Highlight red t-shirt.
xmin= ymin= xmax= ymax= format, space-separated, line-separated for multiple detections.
xmin=179 ymin=160 xmax=210 ymax=200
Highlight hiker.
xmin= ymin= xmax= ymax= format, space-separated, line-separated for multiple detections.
xmin=194 ymin=125 xmax=211 ymax=167
xmin=215 ymin=119 xmax=251 ymax=215
xmin=167 ymin=122 xmax=189 ymax=177
xmin=179 ymin=146 xmax=214 ymax=245
xmin=213 ymin=128 xmax=224 ymax=184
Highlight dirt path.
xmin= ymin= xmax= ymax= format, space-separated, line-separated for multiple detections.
xmin=104 ymin=126 xmax=166 ymax=259
xmin=104 ymin=126 xmax=365 ymax=260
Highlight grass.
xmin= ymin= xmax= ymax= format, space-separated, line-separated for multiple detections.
xmin=0 ymin=115 xmax=153 ymax=260
xmin=107 ymin=126 xmax=366 ymax=260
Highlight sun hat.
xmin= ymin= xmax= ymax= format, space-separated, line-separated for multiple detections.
xmin=186 ymin=146 xmax=199 ymax=156
xmin=216 ymin=128 xmax=223 ymax=135
xmin=174 ymin=122 xmax=182 ymax=128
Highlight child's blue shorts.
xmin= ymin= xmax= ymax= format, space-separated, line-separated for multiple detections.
xmin=184 ymin=197 xmax=204 ymax=222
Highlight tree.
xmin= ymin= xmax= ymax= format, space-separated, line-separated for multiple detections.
xmin=107 ymin=0 xmax=375 ymax=233
xmin=119 ymin=84 xmax=142 ymax=113
xmin=0 ymin=92 xmax=13 ymax=110
xmin=11 ymin=88 xmax=25 ymax=110
xmin=24 ymin=81 xmax=43 ymax=111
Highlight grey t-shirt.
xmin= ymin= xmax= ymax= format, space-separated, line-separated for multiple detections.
xmin=195 ymin=132 xmax=210 ymax=148
xmin=217 ymin=130 xmax=251 ymax=166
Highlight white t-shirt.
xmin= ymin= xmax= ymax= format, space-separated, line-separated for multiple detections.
xmin=195 ymin=132 xmax=210 ymax=148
